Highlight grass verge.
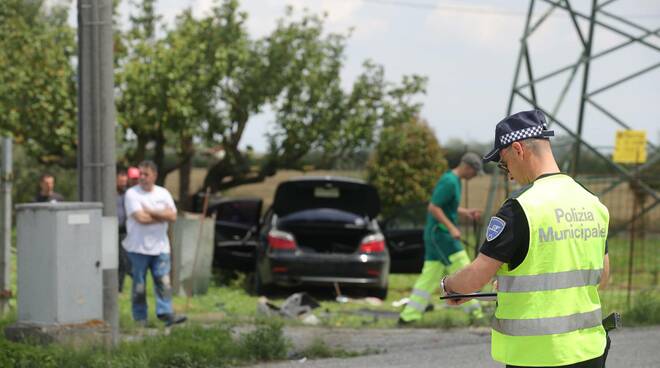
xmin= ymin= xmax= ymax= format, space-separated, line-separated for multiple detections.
xmin=0 ymin=320 xmax=288 ymax=368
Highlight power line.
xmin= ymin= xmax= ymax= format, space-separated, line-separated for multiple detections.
xmin=360 ymin=0 xmax=526 ymax=16
xmin=337 ymin=0 xmax=660 ymax=19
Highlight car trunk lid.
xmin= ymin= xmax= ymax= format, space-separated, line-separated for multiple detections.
xmin=272 ymin=177 xmax=380 ymax=219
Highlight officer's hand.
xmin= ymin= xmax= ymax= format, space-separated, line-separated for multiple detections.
xmin=470 ymin=209 xmax=482 ymax=221
xmin=449 ymin=227 xmax=461 ymax=240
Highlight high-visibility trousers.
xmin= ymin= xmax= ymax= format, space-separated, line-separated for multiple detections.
xmin=399 ymin=250 xmax=482 ymax=322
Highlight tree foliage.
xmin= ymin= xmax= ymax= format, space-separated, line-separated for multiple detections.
xmin=2 ymin=0 xmax=428 ymax=210
xmin=116 ymin=0 xmax=427 ymax=208
xmin=367 ymin=117 xmax=447 ymax=217
xmin=0 ymin=0 xmax=77 ymax=166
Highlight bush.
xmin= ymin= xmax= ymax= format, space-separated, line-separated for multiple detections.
xmin=367 ymin=117 xmax=447 ymax=217
xmin=11 ymin=144 xmax=78 ymax=204
xmin=624 ymin=289 xmax=660 ymax=326
xmin=238 ymin=319 xmax=289 ymax=362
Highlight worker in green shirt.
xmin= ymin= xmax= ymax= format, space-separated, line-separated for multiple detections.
xmin=399 ymin=152 xmax=484 ymax=324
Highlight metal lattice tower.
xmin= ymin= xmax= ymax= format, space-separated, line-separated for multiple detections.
xmin=482 ymin=0 xmax=660 ymax=239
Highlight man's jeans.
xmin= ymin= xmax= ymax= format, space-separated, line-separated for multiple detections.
xmin=126 ymin=252 xmax=173 ymax=321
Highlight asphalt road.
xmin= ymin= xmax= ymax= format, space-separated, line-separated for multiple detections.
xmin=250 ymin=326 xmax=660 ymax=368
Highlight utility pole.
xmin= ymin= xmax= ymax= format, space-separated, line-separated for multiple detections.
xmin=0 ymin=137 xmax=12 ymax=315
xmin=77 ymin=0 xmax=118 ymax=343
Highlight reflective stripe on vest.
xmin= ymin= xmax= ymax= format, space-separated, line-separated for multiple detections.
xmin=406 ymin=299 xmax=426 ymax=312
xmin=497 ymin=269 xmax=602 ymax=292
xmin=411 ymin=288 xmax=431 ymax=301
xmin=492 ymin=308 xmax=602 ymax=336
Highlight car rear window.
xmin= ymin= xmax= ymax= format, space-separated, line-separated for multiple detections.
xmin=314 ymin=186 xmax=340 ymax=198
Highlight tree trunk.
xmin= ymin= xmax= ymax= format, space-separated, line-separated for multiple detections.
xmin=154 ymin=126 xmax=166 ymax=186
xmin=134 ymin=134 xmax=148 ymax=164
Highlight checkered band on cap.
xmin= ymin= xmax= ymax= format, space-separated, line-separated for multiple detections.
xmin=499 ymin=124 xmax=546 ymax=146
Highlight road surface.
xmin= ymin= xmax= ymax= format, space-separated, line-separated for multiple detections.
xmin=249 ymin=326 xmax=660 ymax=368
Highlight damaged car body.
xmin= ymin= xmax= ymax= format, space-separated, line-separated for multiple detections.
xmin=210 ymin=177 xmax=426 ymax=298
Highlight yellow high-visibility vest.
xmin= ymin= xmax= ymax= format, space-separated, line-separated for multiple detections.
xmin=492 ymin=174 xmax=609 ymax=366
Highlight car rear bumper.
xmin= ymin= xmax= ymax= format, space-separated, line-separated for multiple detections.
xmin=263 ymin=252 xmax=389 ymax=288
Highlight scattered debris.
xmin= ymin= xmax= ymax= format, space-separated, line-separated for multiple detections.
xmin=364 ymin=297 xmax=383 ymax=306
xmin=257 ymin=292 xmax=321 ymax=325
xmin=391 ymin=297 xmax=409 ymax=308
xmin=336 ymin=295 xmax=349 ymax=303
xmin=335 ymin=295 xmax=384 ymax=305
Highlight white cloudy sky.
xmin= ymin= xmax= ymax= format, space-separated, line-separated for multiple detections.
xmin=62 ymin=0 xmax=660 ymax=153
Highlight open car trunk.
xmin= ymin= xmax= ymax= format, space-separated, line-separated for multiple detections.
xmin=277 ymin=208 xmax=371 ymax=254
xmin=273 ymin=177 xmax=380 ymax=219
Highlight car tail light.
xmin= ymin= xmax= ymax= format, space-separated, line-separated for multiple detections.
xmin=359 ymin=234 xmax=385 ymax=253
xmin=267 ymin=229 xmax=297 ymax=250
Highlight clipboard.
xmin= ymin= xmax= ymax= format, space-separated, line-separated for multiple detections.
xmin=440 ymin=292 xmax=497 ymax=301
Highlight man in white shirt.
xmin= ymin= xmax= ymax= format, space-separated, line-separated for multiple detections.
xmin=123 ymin=160 xmax=186 ymax=326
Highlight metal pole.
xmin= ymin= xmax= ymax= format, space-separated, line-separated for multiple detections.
xmin=78 ymin=0 xmax=118 ymax=344
xmin=627 ymin=154 xmax=640 ymax=308
xmin=571 ymin=0 xmax=598 ymax=176
xmin=0 ymin=137 xmax=12 ymax=315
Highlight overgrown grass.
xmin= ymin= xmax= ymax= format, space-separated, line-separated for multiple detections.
xmin=623 ymin=290 xmax=660 ymax=326
xmin=0 ymin=320 xmax=288 ymax=368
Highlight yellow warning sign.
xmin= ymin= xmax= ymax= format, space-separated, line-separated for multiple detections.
xmin=612 ymin=130 xmax=646 ymax=164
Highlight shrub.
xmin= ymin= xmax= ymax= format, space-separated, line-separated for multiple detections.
xmin=367 ymin=117 xmax=447 ymax=217
xmin=624 ymin=289 xmax=660 ymax=326
xmin=239 ymin=319 xmax=289 ymax=362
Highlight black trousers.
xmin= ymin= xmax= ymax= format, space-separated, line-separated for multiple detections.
xmin=118 ymin=232 xmax=132 ymax=292
xmin=506 ymin=334 xmax=611 ymax=368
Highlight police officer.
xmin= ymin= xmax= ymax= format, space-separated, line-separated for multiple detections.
xmin=441 ymin=110 xmax=610 ymax=368
xmin=399 ymin=152 xmax=484 ymax=324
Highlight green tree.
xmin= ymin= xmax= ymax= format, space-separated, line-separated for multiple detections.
xmin=367 ymin=117 xmax=447 ymax=217
xmin=0 ymin=0 xmax=77 ymax=166
xmin=117 ymin=0 xmax=427 ymax=210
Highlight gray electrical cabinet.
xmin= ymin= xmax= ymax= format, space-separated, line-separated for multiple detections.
xmin=15 ymin=203 xmax=103 ymax=324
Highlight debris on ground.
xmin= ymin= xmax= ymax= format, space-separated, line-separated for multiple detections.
xmin=335 ymin=295 xmax=384 ymax=306
xmin=391 ymin=297 xmax=409 ymax=308
xmin=257 ymin=292 xmax=322 ymax=325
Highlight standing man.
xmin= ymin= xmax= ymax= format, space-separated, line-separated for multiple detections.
xmin=123 ymin=161 xmax=186 ymax=326
xmin=399 ymin=152 xmax=484 ymax=324
xmin=442 ymin=110 xmax=610 ymax=367
xmin=116 ymin=169 xmax=131 ymax=292
xmin=34 ymin=173 xmax=64 ymax=202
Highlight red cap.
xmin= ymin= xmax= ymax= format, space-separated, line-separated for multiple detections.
xmin=127 ymin=167 xmax=140 ymax=179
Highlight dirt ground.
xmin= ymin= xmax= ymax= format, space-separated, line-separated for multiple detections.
xmin=164 ymin=168 xmax=660 ymax=229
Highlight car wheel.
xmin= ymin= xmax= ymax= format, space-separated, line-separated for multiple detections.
xmin=367 ymin=285 xmax=388 ymax=300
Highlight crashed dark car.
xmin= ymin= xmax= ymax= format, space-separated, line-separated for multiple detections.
xmin=209 ymin=177 xmax=427 ymax=297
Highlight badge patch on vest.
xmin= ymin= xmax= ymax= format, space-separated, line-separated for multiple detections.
xmin=486 ymin=216 xmax=506 ymax=242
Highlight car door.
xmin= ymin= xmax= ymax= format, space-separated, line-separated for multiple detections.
xmin=381 ymin=202 xmax=426 ymax=274
xmin=208 ymin=198 xmax=262 ymax=271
